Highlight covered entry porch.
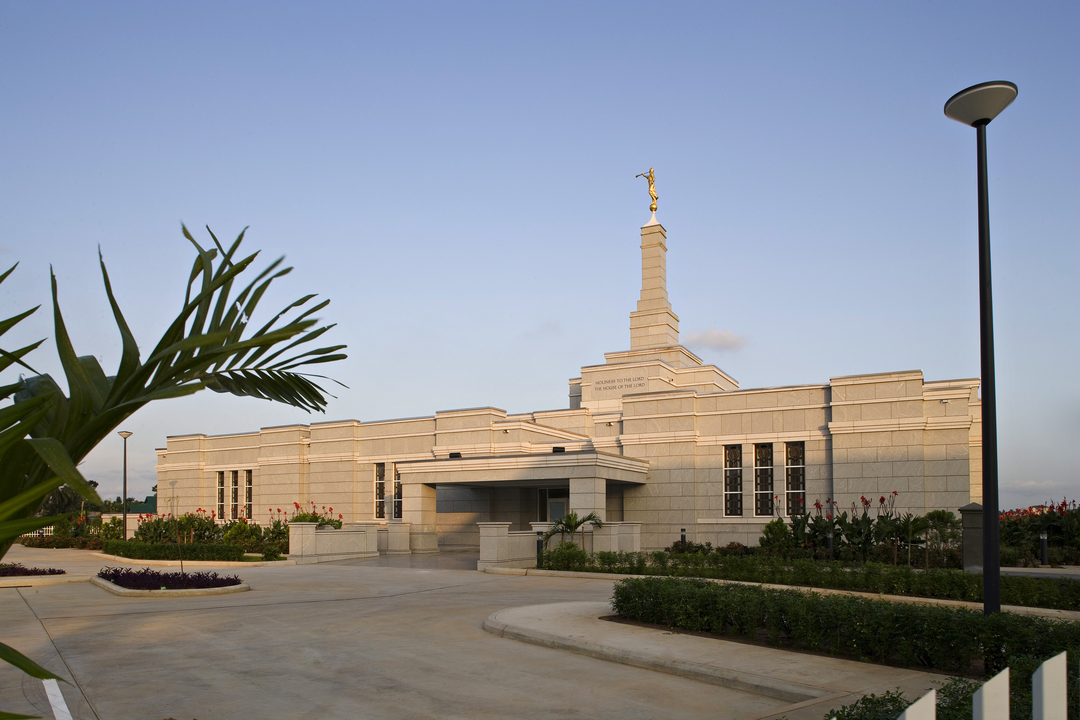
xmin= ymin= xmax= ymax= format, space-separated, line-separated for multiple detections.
xmin=394 ymin=450 xmax=649 ymax=553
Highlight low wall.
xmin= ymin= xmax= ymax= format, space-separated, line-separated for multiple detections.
xmin=479 ymin=522 xmax=642 ymax=569
xmin=478 ymin=523 xmax=539 ymax=570
xmin=289 ymin=522 xmax=379 ymax=564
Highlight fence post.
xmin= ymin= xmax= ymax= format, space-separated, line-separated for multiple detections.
xmin=897 ymin=689 xmax=935 ymax=720
xmin=1033 ymin=651 xmax=1067 ymax=720
xmin=974 ymin=668 xmax=1009 ymax=720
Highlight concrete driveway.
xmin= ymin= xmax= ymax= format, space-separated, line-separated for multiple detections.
xmin=1 ymin=546 xmax=793 ymax=720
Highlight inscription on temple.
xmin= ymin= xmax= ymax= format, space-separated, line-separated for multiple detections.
xmin=594 ymin=376 xmax=646 ymax=392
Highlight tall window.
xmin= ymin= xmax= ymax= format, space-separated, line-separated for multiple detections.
xmin=230 ymin=470 xmax=239 ymax=520
xmin=217 ymin=471 xmax=225 ymax=519
xmin=723 ymin=445 xmax=742 ymax=517
xmin=393 ymin=469 xmax=403 ymax=520
xmin=375 ymin=463 xmax=386 ymax=519
xmin=754 ymin=444 xmax=774 ymax=517
xmin=244 ymin=470 xmax=253 ymax=520
xmin=785 ymin=442 xmax=806 ymax=516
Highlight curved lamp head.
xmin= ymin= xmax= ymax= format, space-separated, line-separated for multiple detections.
xmin=944 ymin=81 xmax=1018 ymax=126
xmin=117 ymin=431 xmax=133 ymax=439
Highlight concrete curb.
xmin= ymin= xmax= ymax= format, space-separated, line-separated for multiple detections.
xmin=92 ymin=553 xmax=295 ymax=568
xmin=482 ymin=603 xmax=835 ymax=704
xmin=0 ymin=573 xmax=93 ymax=588
xmin=482 ymin=567 xmax=1080 ymax=621
xmin=90 ymin=576 xmax=251 ymax=597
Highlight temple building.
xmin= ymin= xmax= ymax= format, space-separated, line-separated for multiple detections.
xmin=156 ymin=208 xmax=981 ymax=553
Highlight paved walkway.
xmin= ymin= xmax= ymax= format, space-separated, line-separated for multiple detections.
xmin=0 ymin=547 xmax=951 ymax=719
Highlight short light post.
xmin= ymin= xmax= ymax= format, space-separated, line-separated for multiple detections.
xmin=680 ymin=528 xmax=686 ymax=546
xmin=536 ymin=531 xmax=544 ymax=569
xmin=944 ymin=80 xmax=1018 ymax=616
xmin=1040 ymin=530 xmax=1049 ymax=567
xmin=827 ymin=528 xmax=834 ymax=560
xmin=117 ymin=431 xmax=133 ymax=540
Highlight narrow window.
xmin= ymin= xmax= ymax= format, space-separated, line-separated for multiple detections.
xmin=230 ymin=470 xmax=239 ymax=520
xmin=374 ymin=463 xmax=385 ymax=519
xmin=244 ymin=470 xmax=253 ymax=521
xmin=724 ymin=445 xmax=743 ymax=517
xmin=217 ymin=471 xmax=225 ymax=519
xmin=754 ymin=444 xmax=774 ymax=517
xmin=785 ymin=443 xmax=806 ymax=516
xmin=393 ymin=469 xmax=402 ymax=520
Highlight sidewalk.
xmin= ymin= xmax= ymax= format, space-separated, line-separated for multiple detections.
xmin=484 ymin=601 xmax=952 ymax=720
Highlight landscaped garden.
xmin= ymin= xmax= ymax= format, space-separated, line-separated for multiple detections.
xmin=613 ymin=576 xmax=1080 ymax=720
xmin=540 ymin=497 xmax=1080 ymax=610
xmin=19 ymin=500 xmax=344 ymax=563
xmin=97 ymin=566 xmax=241 ymax=590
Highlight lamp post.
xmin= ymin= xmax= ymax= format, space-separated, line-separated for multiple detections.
xmin=944 ymin=80 xmax=1018 ymax=615
xmin=117 ymin=431 xmax=133 ymax=540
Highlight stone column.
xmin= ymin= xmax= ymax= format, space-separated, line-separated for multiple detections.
xmin=569 ymin=477 xmax=606 ymax=521
xmin=385 ymin=522 xmax=412 ymax=556
xmin=402 ymin=482 xmax=438 ymax=554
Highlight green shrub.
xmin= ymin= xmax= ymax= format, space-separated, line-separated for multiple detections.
xmin=134 ymin=512 xmax=223 ymax=544
xmin=100 ymin=517 xmax=124 ymax=542
xmin=103 ymin=540 xmax=244 ymax=562
xmin=827 ymin=678 xmax=982 ymax=720
xmin=758 ymin=518 xmax=794 ymax=555
xmin=612 ymin=577 xmax=1080 ymax=680
xmin=261 ymin=545 xmax=283 ymax=561
xmin=550 ymin=551 xmax=1080 ymax=611
xmin=21 ymin=536 xmax=102 ymax=550
xmin=543 ymin=541 xmax=588 ymax=571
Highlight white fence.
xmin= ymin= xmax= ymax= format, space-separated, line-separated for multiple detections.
xmin=873 ymin=652 xmax=1070 ymax=720
xmin=18 ymin=526 xmax=53 ymax=539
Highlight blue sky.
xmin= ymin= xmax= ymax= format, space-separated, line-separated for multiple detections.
xmin=2 ymin=1 xmax=1077 ymax=511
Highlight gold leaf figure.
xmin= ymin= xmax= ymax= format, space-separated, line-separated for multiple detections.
xmin=635 ymin=168 xmax=658 ymax=213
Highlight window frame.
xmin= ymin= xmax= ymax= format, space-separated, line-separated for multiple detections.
xmin=723 ymin=444 xmax=743 ymax=517
xmin=754 ymin=443 xmax=774 ymax=517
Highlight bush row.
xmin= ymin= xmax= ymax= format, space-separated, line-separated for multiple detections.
xmin=21 ymin=536 xmax=103 ymax=550
xmin=544 ymin=549 xmax=1080 ymax=611
xmin=611 ymin=577 xmax=1080 ymax=677
xmin=103 ymin=540 xmax=244 ymax=562
xmin=97 ymin=567 xmax=242 ymax=590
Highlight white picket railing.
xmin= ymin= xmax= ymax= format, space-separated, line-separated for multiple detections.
xmin=18 ymin=526 xmax=53 ymax=539
xmin=868 ymin=652 xmax=1071 ymax=720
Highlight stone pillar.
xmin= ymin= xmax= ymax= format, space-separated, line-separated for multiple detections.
xmin=288 ymin=522 xmax=318 ymax=564
xmin=386 ymin=522 xmax=412 ymax=556
xmin=402 ymin=482 xmax=438 ymax=554
xmin=959 ymin=502 xmax=983 ymax=573
xmin=618 ymin=522 xmax=642 ymax=552
xmin=592 ymin=522 xmax=620 ymax=553
xmin=569 ymin=477 xmax=606 ymax=521
xmin=629 ymin=219 xmax=680 ymax=350
xmin=478 ymin=522 xmax=511 ymax=569
xmin=344 ymin=522 xmax=381 ymax=556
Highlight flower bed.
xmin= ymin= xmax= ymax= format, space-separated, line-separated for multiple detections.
xmin=103 ymin=540 xmax=244 ymax=562
xmin=97 ymin=567 xmax=242 ymax=590
xmin=0 ymin=563 xmax=65 ymax=576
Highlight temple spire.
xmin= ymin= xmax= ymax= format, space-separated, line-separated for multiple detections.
xmin=629 ymin=215 xmax=679 ymax=350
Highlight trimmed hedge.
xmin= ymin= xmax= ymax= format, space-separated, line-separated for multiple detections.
xmin=98 ymin=567 xmax=242 ymax=589
xmin=103 ymin=540 xmax=244 ymax=562
xmin=20 ymin=536 xmax=103 ymax=550
xmin=567 ymin=552 xmax=1080 ymax=611
xmin=612 ymin=577 xmax=1080 ymax=676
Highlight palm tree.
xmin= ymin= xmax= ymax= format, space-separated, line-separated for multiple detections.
xmin=543 ymin=510 xmax=603 ymax=549
xmin=0 ymin=226 xmax=346 ymax=697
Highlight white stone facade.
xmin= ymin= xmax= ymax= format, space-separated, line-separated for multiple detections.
xmin=156 ymin=214 xmax=981 ymax=552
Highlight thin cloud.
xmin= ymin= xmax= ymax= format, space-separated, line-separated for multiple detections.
xmin=684 ymin=329 xmax=748 ymax=352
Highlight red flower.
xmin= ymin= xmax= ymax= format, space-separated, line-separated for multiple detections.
xmin=338 ymin=514 xmax=343 ymax=519
xmin=880 ymin=496 xmax=886 ymax=504
xmin=892 ymin=491 xmax=898 ymax=496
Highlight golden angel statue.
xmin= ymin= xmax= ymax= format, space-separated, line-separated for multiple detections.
xmin=635 ymin=168 xmax=658 ymax=212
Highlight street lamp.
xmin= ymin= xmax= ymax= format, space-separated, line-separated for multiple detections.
xmin=117 ymin=431 xmax=133 ymax=540
xmin=944 ymin=80 xmax=1018 ymax=615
